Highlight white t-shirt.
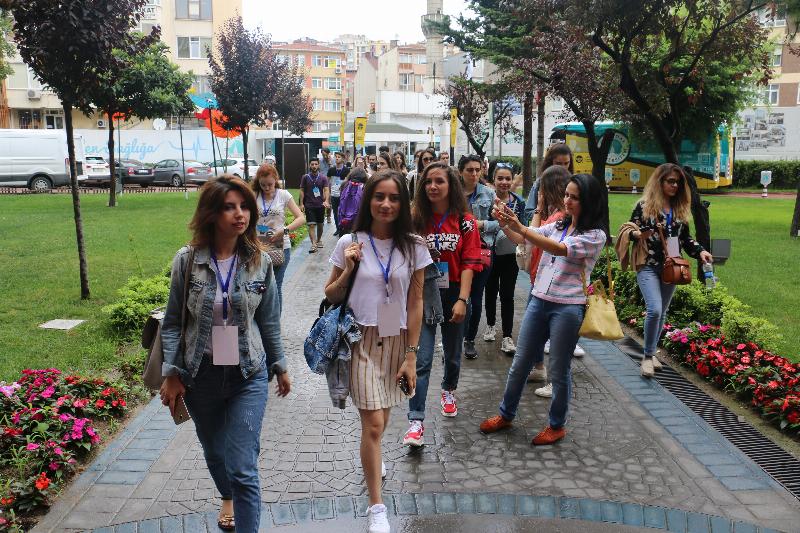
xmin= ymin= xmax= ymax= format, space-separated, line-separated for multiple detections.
xmin=256 ymin=189 xmax=293 ymax=250
xmin=330 ymin=232 xmax=433 ymax=328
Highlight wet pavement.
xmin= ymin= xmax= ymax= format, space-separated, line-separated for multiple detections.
xmin=30 ymin=226 xmax=800 ymax=533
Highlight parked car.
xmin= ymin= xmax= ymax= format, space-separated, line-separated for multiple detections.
xmin=83 ymin=156 xmax=110 ymax=183
xmin=206 ymin=158 xmax=259 ymax=179
xmin=114 ymin=159 xmax=155 ymax=187
xmin=0 ymin=129 xmax=88 ymax=191
xmin=151 ymin=159 xmax=212 ymax=186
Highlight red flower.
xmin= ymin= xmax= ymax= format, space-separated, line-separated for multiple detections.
xmin=34 ymin=472 xmax=51 ymax=491
xmin=95 ymin=399 xmax=106 ymax=408
xmin=767 ymin=380 xmax=780 ymax=390
xmin=0 ymin=496 xmax=14 ymax=506
xmin=787 ymin=411 xmax=800 ymax=425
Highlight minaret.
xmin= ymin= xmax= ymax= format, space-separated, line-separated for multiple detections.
xmin=421 ymin=0 xmax=445 ymax=93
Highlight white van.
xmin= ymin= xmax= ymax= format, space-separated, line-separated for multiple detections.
xmin=0 ymin=129 xmax=88 ymax=191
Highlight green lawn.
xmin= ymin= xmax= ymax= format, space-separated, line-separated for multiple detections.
xmin=608 ymin=193 xmax=800 ymax=360
xmin=0 ymin=189 xmax=302 ymax=382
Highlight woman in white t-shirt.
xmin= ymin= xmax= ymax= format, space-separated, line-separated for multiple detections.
xmin=324 ymin=170 xmax=431 ymax=533
xmin=251 ymin=164 xmax=305 ymax=310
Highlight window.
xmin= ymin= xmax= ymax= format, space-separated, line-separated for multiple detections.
xmin=312 ymin=55 xmax=323 ymax=67
xmin=760 ymin=84 xmax=779 ymax=105
xmin=759 ymin=4 xmax=787 ymax=27
xmin=325 ymin=77 xmax=341 ymax=90
xmin=550 ymin=97 xmax=564 ymax=112
xmin=175 ymin=0 xmax=211 ymax=20
xmin=324 ymin=99 xmax=341 ymax=112
xmin=191 ymin=75 xmax=211 ymax=94
xmin=416 ymin=54 xmax=427 ymax=64
xmin=177 ymin=36 xmax=212 ymax=59
xmin=399 ymin=53 xmax=412 ymax=64
xmin=312 ymin=98 xmax=323 ymax=111
xmin=276 ymin=54 xmax=289 ymax=64
xmin=324 ymin=56 xmax=338 ymax=68
xmin=399 ymin=73 xmax=414 ymax=91
xmin=295 ymin=54 xmax=305 ymax=67
xmin=8 ymin=66 xmax=43 ymax=90
xmin=313 ymin=121 xmax=325 ymax=132
xmin=772 ymin=48 xmax=782 ymax=67
xmin=311 ymin=77 xmax=323 ymax=89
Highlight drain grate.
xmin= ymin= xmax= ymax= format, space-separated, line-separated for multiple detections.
xmin=615 ymin=336 xmax=800 ymax=501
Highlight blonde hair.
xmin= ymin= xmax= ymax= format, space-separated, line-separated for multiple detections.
xmin=640 ymin=163 xmax=692 ymax=223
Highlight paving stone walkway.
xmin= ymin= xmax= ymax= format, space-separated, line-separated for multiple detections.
xmin=31 ymin=228 xmax=800 ymax=533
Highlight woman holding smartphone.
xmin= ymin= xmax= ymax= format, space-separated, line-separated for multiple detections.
xmin=325 ymin=170 xmax=431 ymax=533
xmin=160 ymin=176 xmax=291 ymax=533
xmin=480 ymin=174 xmax=606 ymax=446
xmin=404 ymin=162 xmax=482 ymax=447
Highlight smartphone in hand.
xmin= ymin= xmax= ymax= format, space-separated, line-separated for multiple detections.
xmin=172 ymin=395 xmax=191 ymax=425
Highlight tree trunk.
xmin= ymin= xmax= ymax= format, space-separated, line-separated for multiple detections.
xmin=107 ymin=113 xmax=116 ymax=207
xmin=522 ymin=91 xmax=533 ymax=196
xmin=792 ymin=182 xmax=800 ymax=238
xmin=584 ymin=122 xmax=613 ymax=243
xmin=242 ymin=127 xmax=249 ymax=181
xmin=682 ymin=166 xmax=712 ymax=279
xmin=536 ymin=92 xmax=545 ymax=167
xmin=64 ymin=103 xmax=90 ymax=299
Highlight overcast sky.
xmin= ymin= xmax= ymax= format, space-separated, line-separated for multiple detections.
xmin=242 ymin=0 xmax=473 ymax=44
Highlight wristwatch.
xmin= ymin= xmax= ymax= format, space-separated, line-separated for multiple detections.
xmin=457 ymin=297 xmax=468 ymax=305
xmin=405 ymin=345 xmax=419 ymax=353
xmin=533 ymin=209 xmax=542 ymax=215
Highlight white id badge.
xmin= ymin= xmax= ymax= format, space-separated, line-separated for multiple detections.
xmin=666 ymin=237 xmax=680 ymax=257
xmin=312 ymin=186 xmax=321 ymax=198
xmin=211 ymin=325 xmax=239 ymax=365
xmin=377 ymin=299 xmax=402 ymax=338
xmin=436 ymin=261 xmax=449 ymax=289
xmin=535 ymin=262 xmax=557 ymax=293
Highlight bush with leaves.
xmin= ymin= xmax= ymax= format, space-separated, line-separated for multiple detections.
xmin=102 ymin=268 xmax=170 ymax=340
xmin=732 ymin=160 xmax=800 ymax=189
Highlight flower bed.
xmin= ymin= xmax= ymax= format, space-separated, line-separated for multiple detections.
xmin=591 ymin=256 xmax=798 ymax=438
xmin=0 ymin=369 xmax=142 ymax=531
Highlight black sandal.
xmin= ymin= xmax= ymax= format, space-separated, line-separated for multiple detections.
xmin=217 ymin=514 xmax=235 ymax=531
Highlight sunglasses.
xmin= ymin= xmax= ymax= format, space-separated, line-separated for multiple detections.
xmin=421 ymin=157 xmax=434 ymax=162
xmin=496 ymin=162 xmax=513 ymax=169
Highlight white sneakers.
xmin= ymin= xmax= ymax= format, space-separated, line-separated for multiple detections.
xmin=652 ymin=356 xmax=663 ymax=370
xmin=402 ymin=420 xmax=424 ymax=446
xmin=544 ymin=340 xmax=585 ymax=357
xmin=483 ymin=325 xmax=497 ymax=341
xmin=501 ymin=337 xmax=516 ymax=353
xmin=534 ymin=383 xmax=553 ymax=398
xmin=381 ymin=461 xmax=386 ymax=479
xmin=527 ymin=366 xmax=547 ymax=383
xmin=641 ymin=358 xmax=655 ymax=377
xmin=367 ymin=503 xmax=390 ymax=533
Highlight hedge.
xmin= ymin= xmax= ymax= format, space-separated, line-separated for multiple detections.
xmin=732 ymin=160 xmax=800 ymax=189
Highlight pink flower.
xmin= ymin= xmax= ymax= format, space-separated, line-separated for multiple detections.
xmin=49 ymin=461 xmax=59 ymax=471
xmin=0 ymin=383 xmax=20 ymax=398
xmin=26 ymin=443 xmax=40 ymax=451
xmin=59 ymin=413 xmax=72 ymax=422
xmin=40 ymin=386 xmax=55 ymax=399
xmin=736 ymin=343 xmax=746 ymax=350
xmin=53 ymin=447 xmax=63 ymax=456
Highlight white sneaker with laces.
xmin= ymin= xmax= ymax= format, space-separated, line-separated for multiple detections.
xmin=501 ymin=337 xmax=516 ymax=353
xmin=402 ymin=421 xmax=424 ymax=446
xmin=652 ymin=356 xmax=663 ymax=370
xmin=440 ymin=389 xmax=458 ymax=417
xmin=534 ymin=383 xmax=553 ymax=398
xmin=641 ymin=358 xmax=655 ymax=378
xmin=367 ymin=504 xmax=390 ymax=533
xmin=527 ymin=367 xmax=547 ymax=383
xmin=573 ymin=344 xmax=586 ymax=357
xmin=483 ymin=325 xmax=497 ymax=342
xmin=544 ymin=340 xmax=551 ymax=353
xmin=381 ymin=461 xmax=386 ymax=479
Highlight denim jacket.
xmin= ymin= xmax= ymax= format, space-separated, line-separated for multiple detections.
xmin=486 ymin=191 xmax=526 ymax=256
xmin=161 ymin=246 xmax=287 ymax=386
xmin=467 ymin=183 xmax=499 ymax=242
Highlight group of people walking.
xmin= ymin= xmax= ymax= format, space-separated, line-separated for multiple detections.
xmin=158 ymin=144 xmax=713 ymax=532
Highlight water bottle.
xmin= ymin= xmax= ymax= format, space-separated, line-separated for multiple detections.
xmin=702 ymin=262 xmax=716 ymax=289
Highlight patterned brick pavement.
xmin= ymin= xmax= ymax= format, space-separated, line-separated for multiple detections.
xmin=31 ymin=229 xmax=800 ymax=532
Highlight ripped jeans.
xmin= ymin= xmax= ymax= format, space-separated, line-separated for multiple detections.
xmin=185 ymin=357 xmax=268 ymax=533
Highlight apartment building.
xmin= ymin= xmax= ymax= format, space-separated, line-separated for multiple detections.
xmin=273 ymin=40 xmax=346 ymax=134
xmin=2 ymin=0 xmax=240 ymax=130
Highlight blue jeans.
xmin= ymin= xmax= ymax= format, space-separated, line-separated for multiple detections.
xmin=465 ymin=262 xmax=492 ymax=342
xmin=636 ymin=265 xmax=677 ymax=357
xmin=185 ymin=359 xmax=268 ymax=533
xmin=272 ymin=248 xmax=291 ymax=311
xmin=409 ymin=285 xmax=465 ymax=421
xmin=498 ymin=296 xmax=584 ymax=429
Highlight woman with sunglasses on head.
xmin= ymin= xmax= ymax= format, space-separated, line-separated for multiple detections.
xmin=160 ymin=176 xmax=291 ymax=533
xmin=325 ymin=170 xmax=430 ymax=533
xmin=403 ymin=162 xmax=482 ymax=446
xmin=629 ymin=163 xmax=713 ymax=377
xmin=480 ymin=174 xmax=606 ymax=446
xmin=482 ymin=162 xmax=525 ymax=354
xmin=251 ymin=164 xmax=305 ymax=310
xmin=459 ymin=154 xmax=498 ymax=360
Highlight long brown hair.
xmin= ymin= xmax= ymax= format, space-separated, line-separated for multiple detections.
xmin=640 ymin=163 xmax=692 ymax=222
xmin=352 ymin=170 xmax=418 ymax=262
xmin=189 ymin=176 xmax=263 ymax=270
xmin=412 ymin=162 xmax=468 ymax=234
xmin=251 ymin=163 xmax=281 ymax=196
xmin=539 ymin=166 xmax=571 ymax=217
xmin=539 ymin=143 xmax=574 ymax=175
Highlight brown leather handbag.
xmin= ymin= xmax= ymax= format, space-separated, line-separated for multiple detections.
xmin=657 ymin=224 xmax=692 ymax=285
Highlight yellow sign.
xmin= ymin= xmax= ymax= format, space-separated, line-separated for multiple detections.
xmin=339 ymin=108 xmax=346 ymax=148
xmin=354 ymin=117 xmax=367 ymax=148
xmin=450 ymin=108 xmax=458 ymax=146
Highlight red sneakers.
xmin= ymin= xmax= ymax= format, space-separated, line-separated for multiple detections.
xmin=440 ymin=390 xmax=458 ymax=417
xmin=531 ymin=426 xmax=566 ymax=445
xmin=479 ymin=415 xmax=512 ymax=433
xmin=403 ymin=421 xmax=424 ymax=446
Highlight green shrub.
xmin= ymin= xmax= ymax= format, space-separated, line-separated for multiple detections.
xmin=732 ymin=160 xmax=800 ymax=189
xmin=102 ymin=271 xmax=170 ymax=340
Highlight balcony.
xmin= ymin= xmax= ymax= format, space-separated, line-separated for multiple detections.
xmin=421 ymin=12 xmax=445 ymax=38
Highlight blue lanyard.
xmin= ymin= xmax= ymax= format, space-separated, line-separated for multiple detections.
xmin=260 ymin=192 xmax=277 ymax=218
xmin=432 ymin=212 xmax=449 ymax=252
xmin=551 ymin=226 xmax=576 ymax=264
xmin=334 ymin=166 xmax=346 ymax=178
xmin=308 ymin=173 xmax=319 ymax=188
xmin=211 ymin=252 xmax=237 ymax=325
xmin=664 ymin=208 xmax=673 ymax=228
xmin=368 ymin=233 xmax=395 ymax=298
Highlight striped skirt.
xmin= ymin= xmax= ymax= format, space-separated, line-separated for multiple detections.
xmin=350 ymin=325 xmax=407 ymax=410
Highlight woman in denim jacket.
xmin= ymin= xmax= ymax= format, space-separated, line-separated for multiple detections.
xmin=459 ymin=154 xmax=498 ymax=359
xmin=160 ymin=176 xmax=291 ymax=533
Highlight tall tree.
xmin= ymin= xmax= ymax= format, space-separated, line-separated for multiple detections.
xmin=12 ymin=0 xmax=149 ymax=299
xmin=0 ymin=9 xmax=14 ymax=81
xmin=208 ymin=16 xmax=305 ymax=181
xmin=437 ymin=76 xmax=520 ymax=160
xmin=93 ymin=35 xmax=194 ymax=206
